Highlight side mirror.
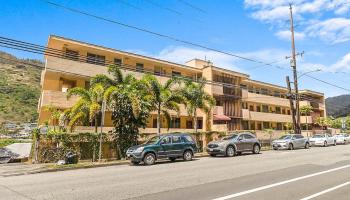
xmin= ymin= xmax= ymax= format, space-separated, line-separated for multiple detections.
xmin=159 ymin=140 xmax=165 ymax=145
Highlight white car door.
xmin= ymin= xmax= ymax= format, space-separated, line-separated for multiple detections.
xmin=327 ymin=134 xmax=334 ymax=144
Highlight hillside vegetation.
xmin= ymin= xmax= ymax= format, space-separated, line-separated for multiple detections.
xmin=0 ymin=51 xmax=43 ymax=123
xmin=326 ymin=94 xmax=350 ymax=118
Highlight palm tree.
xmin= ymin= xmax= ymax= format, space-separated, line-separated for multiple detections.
xmin=140 ymin=74 xmax=182 ymax=136
xmin=66 ymin=83 xmax=105 ymax=133
xmin=300 ymin=105 xmax=313 ymax=135
xmin=181 ymin=79 xmax=215 ymax=133
xmin=44 ymin=105 xmax=62 ymax=131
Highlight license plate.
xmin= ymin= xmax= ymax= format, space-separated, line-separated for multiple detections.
xmin=209 ymin=149 xmax=213 ymax=151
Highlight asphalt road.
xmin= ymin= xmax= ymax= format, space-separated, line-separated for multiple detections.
xmin=1 ymin=145 xmax=350 ymax=200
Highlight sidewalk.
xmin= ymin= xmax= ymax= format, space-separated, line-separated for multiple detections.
xmin=0 ymin=152 xmax=210 ymax=177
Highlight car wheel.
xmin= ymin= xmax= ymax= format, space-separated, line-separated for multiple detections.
xmin=169 ymin=157 xmax=176 ymax=162
xmin=288 ymin=143 xmax=294 ymax=150
xmin=324 ymin=141 xmax=328 ymax=147
xmin=143 ymin=153 xmax=156 ymax=165
xmin=305 ymin=142 xmax=310 ymax=149
xmin=252 ymin=144 xmax=260 ymax=154
xmin=226 ymin=146 xmax=235 ymax=157
xmin=183 ymin=150 xmax=193 ymax=161
xmin=131 ymin=161 xmax=140 ymax=165
xmin=334 ymin=141 xmax=337 ymax=146
xmin=210 ymin=154 xmax=216 ymax=157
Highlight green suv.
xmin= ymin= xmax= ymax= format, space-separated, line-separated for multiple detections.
xmin=126 ymin=133 xmax=197 ymax=165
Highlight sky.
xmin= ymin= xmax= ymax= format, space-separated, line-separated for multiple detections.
xmin=1 ymin=0 xmax=350 ymax=97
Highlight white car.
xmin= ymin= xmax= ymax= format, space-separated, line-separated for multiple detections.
xmin=334 ymin=133 xmax=350 ymax=144
xmin=309 ymin=133 xmax=336 ymax=147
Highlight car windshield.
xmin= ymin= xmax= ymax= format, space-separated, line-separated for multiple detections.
xmin=279 ymin=135 xmax=292 ymax=140
xmin=313 ymin=134 xmax=324 ymax=138
xmin=222 ymin=134 xmax=238 ymax=140
xmin=144 ymin=136 xmax=160 ymax=144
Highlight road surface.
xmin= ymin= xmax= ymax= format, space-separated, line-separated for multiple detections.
xmin=1 ymin=144 xmax=350 ymax=200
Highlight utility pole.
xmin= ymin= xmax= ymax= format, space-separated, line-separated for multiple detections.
xmin=289 ymin=4 xmax=301 ymax=134
xmin=286 ymin=76 xmax=297 ymax=134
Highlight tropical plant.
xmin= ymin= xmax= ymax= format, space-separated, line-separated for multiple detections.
xmin=315 ymin=117 xmax=332 ymax=128
xmin=300 ymin=105 xmax=313 ymax=132
xmin=140 ymin=74 xmax=182 ymax=136
xmin=92 ymin=65 xmax=151 ymax=158
xmin=44 ymin=105 xmax=62 ymax=131
xmin=66 ymin=84 xmax=105 ymax=133
xmin=181 ymin=79 xmax=215 ymax=133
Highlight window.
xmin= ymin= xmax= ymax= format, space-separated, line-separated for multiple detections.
xmin=295 ymin=135 xmax=304 ymax=139
xmin=261 ymin=89 xmax=268 ymax=95
xmin=256 ymin=105 xmax=261 ymax=112
xmin=287 ymin=110 xmax=291 ymax=115
xmin=250 ymin=122 xmax=255 ymax=130
xmin=275 ymin=107 xmax=281 ymax=114
xmin=244 ymin=134 xmax=254 ymax=139
xmin=65 ymin=49 xmax=79 ymax=61
xmin=114 ymin=58 xmax=122 ymax=66
xmin=277 ymin=123 xmax=282 ymax=130
xmin=172 ymin=135 xmax=182 ymax=143
xmin=160 ymin=136 xmax=172 ymax=144
xmin=197 ymin=119 xmax=203 ymax=129
xmin=87 ymin=53 xmax=105 ymax=65
xmin=186 ymin=120 xmax=193 ymax=129
xmin=153 ymin=118 xmax=157 ymax=128
xmin=249 ymin=105 xmax=254 ymax=111
xmin=257 ymin=122 xmax=262 ymax=130
xmin=136 ymin=63 xmax=144 ymax=72
xmin=170 ymin=117 xmax=180 ymax=128
xmin=85 ymin=81 xmax=90 ymax=90
xmin=60 ymin=78 xmax=76 ymax=93
xmin=263 ymin=122 xmax=270 ymax=129
xmin=238 ymin=135 xmax=244 ymax=140
xmin=274 ymin=91 xmax=281 ymax=97
xmin=154 ymin=66 xmax=166 ymax=76
xmin=282 ymin=108 xmax=286 ymax=115
xmin=172 ymin=71 xmax=181 ymax=77
xmin=262 ymin=105 xmax=269 ymax=113
xmin=183 ymin=135 xmax=194 ymax=143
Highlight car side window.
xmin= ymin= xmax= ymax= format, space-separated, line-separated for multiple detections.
xmin=160 ymin=136 xmax=172 ymax=144
xmin=172 ymin=136 xmax=182 ymax=144
xmin=183 ymin=135 xmax=194 ymax=143
xmin=327 ymin=134 xmax=332 ymax=137
xmin=295 ymin=135 xmax=303 ymax=139
xmin=238 ymin=135 xmax=244 ymax=140
xmin=244 ymin=134 xmax=254 ymax=139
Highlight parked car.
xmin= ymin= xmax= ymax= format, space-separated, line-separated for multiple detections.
xmin=126 ymin=133 xmax=197 ymax=165
xmin=206 ymin=132 xmax=261 ymax=157
xmin=272 ymin=134 xmax=310 ymax=150
xmin=334 ymin=133 xmax=350 ymax=144
xmin=309 ymin=133 xmax=336 ymax=147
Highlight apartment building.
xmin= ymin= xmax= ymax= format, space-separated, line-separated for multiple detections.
xmin=38 ymin=35 xmax=326 ymax=134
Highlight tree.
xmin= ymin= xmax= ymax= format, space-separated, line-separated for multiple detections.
xmin=181 ymin=79 xmax=215 ymax=133
xmin=66 ymin=84 xmax=105 ymax=133
xmin=44 ymin=105 xmax=62 ymax=131
xmin=92 ymin=65 xmax=151 ymax=158
xmin=300 ymin=105 xmax=313 ymax=133
xmin=315 ymin=117 xmax=332 ymax=129
xmin=140 ymin=74 xmax=182 ymax=136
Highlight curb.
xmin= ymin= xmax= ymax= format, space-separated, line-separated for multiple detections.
xmin=1 ymin=153 xmax=211 ymax=177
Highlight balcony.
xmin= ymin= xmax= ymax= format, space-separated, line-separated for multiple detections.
xmin=242 ymin=109 xmax=292 ymax=123
xmin=40 ymin=90 xmax=79 ymax=109
xmin=212 ymin=85 xmax=223 ymax=95
xmin=242 ymin=89 xmax=290 ymax=107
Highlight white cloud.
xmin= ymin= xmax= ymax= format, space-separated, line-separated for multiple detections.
xmin=275 ymin=30 xmax=305 ymax=40
xmin=306 ymin=18 xmax=350 ymax=44
xmin=330 ymin=53 xmax=350 ymax=71
xmin=244 ymin=0 xmax=350 ymax=44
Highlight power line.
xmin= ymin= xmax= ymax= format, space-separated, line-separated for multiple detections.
xmin=1 ymin=35 xmax=349 ymax=95
xmin=177 ymin=0 xmax=207 ymax=14
xmin=40 ymin=0 xmax=273 ymax=65
xmin=118 ymin=0 xmax=143 ymax=11
xmin=145 ymin=0 xmax=182 ymax=15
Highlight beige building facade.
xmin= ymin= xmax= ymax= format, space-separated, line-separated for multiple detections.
xmin=38 ymin=35 xmax=326 ymax=135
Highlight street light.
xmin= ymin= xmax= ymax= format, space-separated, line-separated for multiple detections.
xmin=297 ymin=69 xmax=321 ymax=79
